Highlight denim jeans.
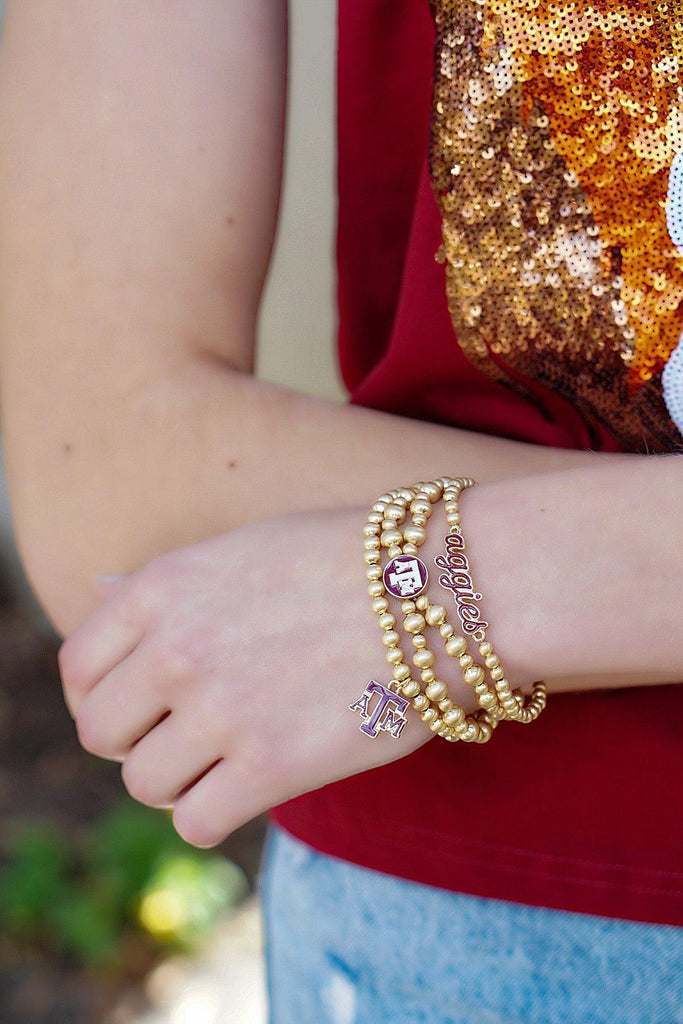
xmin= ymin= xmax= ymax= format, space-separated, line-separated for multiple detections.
xmin=262 ymin=826 xmax=683 ymax=1024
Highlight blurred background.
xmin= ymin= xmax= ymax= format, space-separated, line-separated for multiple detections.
xmin=0 ymin=2 xmax=341 ymax=1021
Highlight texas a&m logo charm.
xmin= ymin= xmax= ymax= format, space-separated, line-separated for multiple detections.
xmin=382 ymin=556 xmax=428 ymax=599
xmin=349 ymin=680 xmax=410 ymax=739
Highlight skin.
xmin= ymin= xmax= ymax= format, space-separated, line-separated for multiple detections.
xmin=0 ymin=2 xmax=681 ymax=847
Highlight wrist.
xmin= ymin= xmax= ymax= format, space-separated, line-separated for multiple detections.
xmin=453 ymin=460 xmax=683 ymax=690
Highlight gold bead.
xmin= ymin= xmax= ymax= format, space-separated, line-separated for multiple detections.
xmin=363 ymin=536 xmax=380 ymax=551
xmin=438 ymin=698 xmax=454 ymax=713
xmin=393 ymin=663 xmax=411 ymax=682
xmin=401 ymin=680 xmax=421 ymax=698
xmin=388 ymin=545 xmax=402 ymax=559
xmin=412 ymin=694 xmax=430 ymax=711
xmin=367 ymin=581 xmax=384 ymax=598
xmin=412 ymin=634 xmax=427 ymax=650
xmin=380 ymin=528 xmax=402 ymax=547
xmin=410 ymin=498 xmax=431 ymax=517
xmin=421 ymin=668 xmax=436 ymax=684
xmin=412 ymin=515 xmax=427 ymax=528
xmin=463 ymin=665 xmax=485 ymax=686
xmin=382 ymin=630 xmax=400 ymax=647
xmin=372 ymin=597 xmax=389 ymax=614
xmin=490 ymin=666 xmax=505 ymax=681
xmin=403 ymin=543 xmax=418 ymax=556
xmin=383 ymin=504 xmax=406 ymax=522
xmin=377 ymin=494 xmax=393 ymax=506
xmin=397 ymin=488 xmax=415 ymax=503
xmin=403 ymin=613 xmax=425 ymax=634
xmin=429 ymin=717 xmax=445 ymax=732
xmin=366 ymin=565 xmax=382 ymax=581
xmin=386 ymin=648 xmax=404 ymax=665
xmin=477 ymin=691 xmax=497 ymax=709
xmin=425 ymin=604 xmax=447 ymax=626
xmin=402 ymin=600 xmax=416 ymax=614
xmin=445 ymin=636 xmax=468 ymax=657
xmin=363 ymin=522 xmax=381 ymax=536
xmin=461 ymin=723 xmax=480 ymax=743
xmin=439 ymin=622 xmax=454 ymax=639
xmin=378 ymin=612 xmax=396 ymax=630
xmin=446 ymin=513 xmax=461 ymax=527
xmin=413 ymin=649 xmax=435 ymax=669
xmin=478 ymin=641 xmax=493 ymax=656
xmin=403 ymin=525 xmax=426 ymax=546
xmin=485 ymin=654 xmax=500 ymax=670
xmin=444 ymin=501 xmax=459 ymax=514
xmin=421 ymin=707 xmax=438 ymax=724
xmin=475 ymin=723 xmax=493 ymax=744
xmin=425 ymin=680 xmax=449 ymax=702
xmin=459 ymin=654 xmax=474 ymax=671
xmin=444 ymin=706 xmax=466 ymax=727
xmin=421 ymin=481 xmax=443 ymax=500
xmin=364 ymin=551 xmax=380 ymax=565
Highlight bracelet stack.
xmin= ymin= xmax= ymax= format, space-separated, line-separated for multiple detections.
xmin=349 ymin=477 xmax=547 ymax=744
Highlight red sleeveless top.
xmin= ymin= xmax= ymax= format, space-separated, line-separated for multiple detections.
xmin=272 ymin=0 xmax=683 ymax=925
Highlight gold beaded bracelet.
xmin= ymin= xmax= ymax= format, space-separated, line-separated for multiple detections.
xmin=349 ymin=477 xmax=547 ymax=744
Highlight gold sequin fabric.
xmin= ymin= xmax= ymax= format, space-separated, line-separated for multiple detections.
xmin=430 ymin=0 xmax=683 ymax=450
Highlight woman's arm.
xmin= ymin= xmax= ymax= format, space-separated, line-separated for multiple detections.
xmin=57 ymin=455 xmax=683 ymax=848
xmin=0 ymin=0 xmax=613 ymax=636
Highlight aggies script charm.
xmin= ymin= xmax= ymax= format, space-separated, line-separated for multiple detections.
xmin=349 ymin=680 xmax=410 ymax=739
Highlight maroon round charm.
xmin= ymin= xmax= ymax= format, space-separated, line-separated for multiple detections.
xmin=383 ymin=555 xmax=429 ymax=599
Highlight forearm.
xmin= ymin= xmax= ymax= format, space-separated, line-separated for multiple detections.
xmin=2 ymin=356 xmax=612 ymax=634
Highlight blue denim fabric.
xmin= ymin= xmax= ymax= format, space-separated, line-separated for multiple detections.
xmin=262 ymin=826 xmax=683 ymax=1024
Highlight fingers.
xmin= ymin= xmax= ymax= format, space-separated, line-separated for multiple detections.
xmin=121 ymin=712 xmax=225 ymax=811
xmin=172 ymin=757 xmax=266 ymax=848
xmin=73 ymin=647 xmax=172 ymax=760
xmin=59 ymin=589 xmax=147 ymax=716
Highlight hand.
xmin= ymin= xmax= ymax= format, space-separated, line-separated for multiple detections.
xmin=58 ymin=509 xmax=435 ymax=847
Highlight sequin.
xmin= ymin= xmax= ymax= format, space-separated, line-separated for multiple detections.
xmin=430 ymin=0 xmax=683 ymax=450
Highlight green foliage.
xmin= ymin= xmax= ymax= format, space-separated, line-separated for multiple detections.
xmin=0 ymin=823 xmax=71 ymax=939
xmin=0 ymin=802 xmax=247 ymax=974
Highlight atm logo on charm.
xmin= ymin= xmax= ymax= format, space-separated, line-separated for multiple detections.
xmin=349 ymin=680 xmax=410 ymax=739
xmin=383 ymin=556 xmax=428 ymax=599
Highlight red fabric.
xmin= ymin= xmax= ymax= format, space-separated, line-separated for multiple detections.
xmin=272 ymin=0 xmax=683 ymax=926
